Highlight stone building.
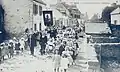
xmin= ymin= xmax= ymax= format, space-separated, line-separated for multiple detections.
xmin=1 ymin=0 xmax=46 ymax=37
xmin=33 ymin=0 xmax=46 ymax=32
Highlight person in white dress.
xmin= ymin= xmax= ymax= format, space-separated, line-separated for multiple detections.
xmin=60 ymin=54 xmax=69 ymax=72
xmin=46 ymin=38 xmax=55 ymax=54
xmin=53 ymin=50 xmax=61 ymax=72
xmin=62 ymin=47 xmax=73 ymax=67
xmin=67 ymin=52 xmax=73 ymax=67
xmin=19 ymin=37 xmax=25 ymax=52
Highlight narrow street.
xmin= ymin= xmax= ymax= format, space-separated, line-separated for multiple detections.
xmin=0 ymin=49 xmax=54 ymax=72
xmin=0 ymin=37 xmax=99 ymax=72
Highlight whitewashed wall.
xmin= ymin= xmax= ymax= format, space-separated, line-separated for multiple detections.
xmin=2 ymin=0 xmax=33 ymax=37
xmin=111 ymin=14 xmax=120 ymax=25
xmin=33 ymin=1 xmax=46 ymax=31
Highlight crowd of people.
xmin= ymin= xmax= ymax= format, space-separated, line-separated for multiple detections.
xmin=0 ymin=35 xmax=28 ymax=59
xmin=50 ymin=26 xmax=81 ymax=72
xmin=0 ymin=25 xmax=82 ymax=72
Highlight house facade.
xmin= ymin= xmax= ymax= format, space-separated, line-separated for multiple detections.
xmin=50 ymin=2 xmax=70 ymax=28
xmin=50 ymin=1 xmax=82 ymax=28
xmin=33 ymin=0 xmax=46 ymax=32
xmin=111 ymin=7 xmax=120 ymax=25
xmin=1 ymin=0 xmax=46 ymax=37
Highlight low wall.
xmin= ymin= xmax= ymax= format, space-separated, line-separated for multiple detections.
xmin=92 ymin=37 xmax=120 ymax=43
xmin=94 ymin=44 xmax=120 ymax=59
xmin=94 ymin=44 xmax=120 ymax=69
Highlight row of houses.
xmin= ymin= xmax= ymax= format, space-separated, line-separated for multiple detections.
xmin=50 ymin=1 xmax=86 ymax=30
xmin=85 ymin=2 xmax=120 ymax=71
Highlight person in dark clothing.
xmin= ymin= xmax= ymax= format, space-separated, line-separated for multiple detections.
xmin=71 ymin=48 xmax=76 ymax=65
xmin=75 ymin=42 xmax=79 ymax=49
xmin=34 ymin=32 xmax=38 ymax=47
xmin=58 ymin=43 xmax=65 ymax=56
xmin=62 ymin=26 xmax=66 ymax=30
xmin=75 ymin=33 xmax=78 ymax=39
xmin=29 ymin=33 xmax=36 ymax=55
xmin=28 ymin=35 xmax=31 ymax=47
xmin=54 ymin=29 xmax=58 ymax=38
xmin=47 ymin=29 xmax=57 ymax=39
xmin=15 ymin=41 xmax=20 ymax=54
xmin=9 ymin=42 xmax=14 ymax=58
xmin=39 ymin=35 xmax=47 ymax=55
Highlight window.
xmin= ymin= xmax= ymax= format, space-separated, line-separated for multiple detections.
xmin=34 ymin=24 xmax=37 ymax=31
xmin=114 ymin=20 xmax=117 ymax=25
xmin=39 ymin=6 xmax=42 ymax=16
xmin=71 ymin=14 xmax=73 ymax=17
xmin=78 ymin=15 xmax=80 ymax=18
xmin=39 ymin=23 xmax=41 ymax=30
xmin=33 ymin=4 xmax=38 ymax=15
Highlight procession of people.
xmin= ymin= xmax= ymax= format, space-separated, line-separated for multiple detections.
xmin=0 ymin=24 xmax=83 ymax=72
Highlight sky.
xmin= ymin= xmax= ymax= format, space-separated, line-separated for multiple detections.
xmin=44 ymin=0 xmax=119 ymax=19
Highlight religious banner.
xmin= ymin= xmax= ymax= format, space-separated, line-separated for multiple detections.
xmin=43 ymin=11 xmax=53 ymax=27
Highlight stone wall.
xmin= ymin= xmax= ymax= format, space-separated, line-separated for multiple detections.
xmin=2 ymin=0 xmax=33 ymax=37
xmin=92 ymin=37 xmax=120 ymax=43
xmin=110 ymin=24 xmax=120 ymax=37
xmin=94 ymin=44 xmax=120 ymax=70
xmin=94 ymin=44 xmax=120 ymax=60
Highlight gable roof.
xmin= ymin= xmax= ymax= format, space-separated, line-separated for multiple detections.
xmin=62 ymin=3 xmax=81 ymax=15
xmin=54 ymin=3 xmax=70 ymax=16
xmin=51 ymin=8 xmax=64 ymax=20
xmin=111 ymin=6 xmax=120 ymax=15
xmin=33 ymin=0 xmax=46 ymax=5
xmin=85 ymin=23 xmax=111 ymax=34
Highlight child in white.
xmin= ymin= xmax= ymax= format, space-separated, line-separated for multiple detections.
xmin=53 ymin=50 xmax=61 ymax=72
xmin=19 ymin=37 xmax=25 ymax=52
xmin=60 ymin=54 xmax=69 ymax=72
xmin=62 ymin=47 xmax=73 ymax=67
